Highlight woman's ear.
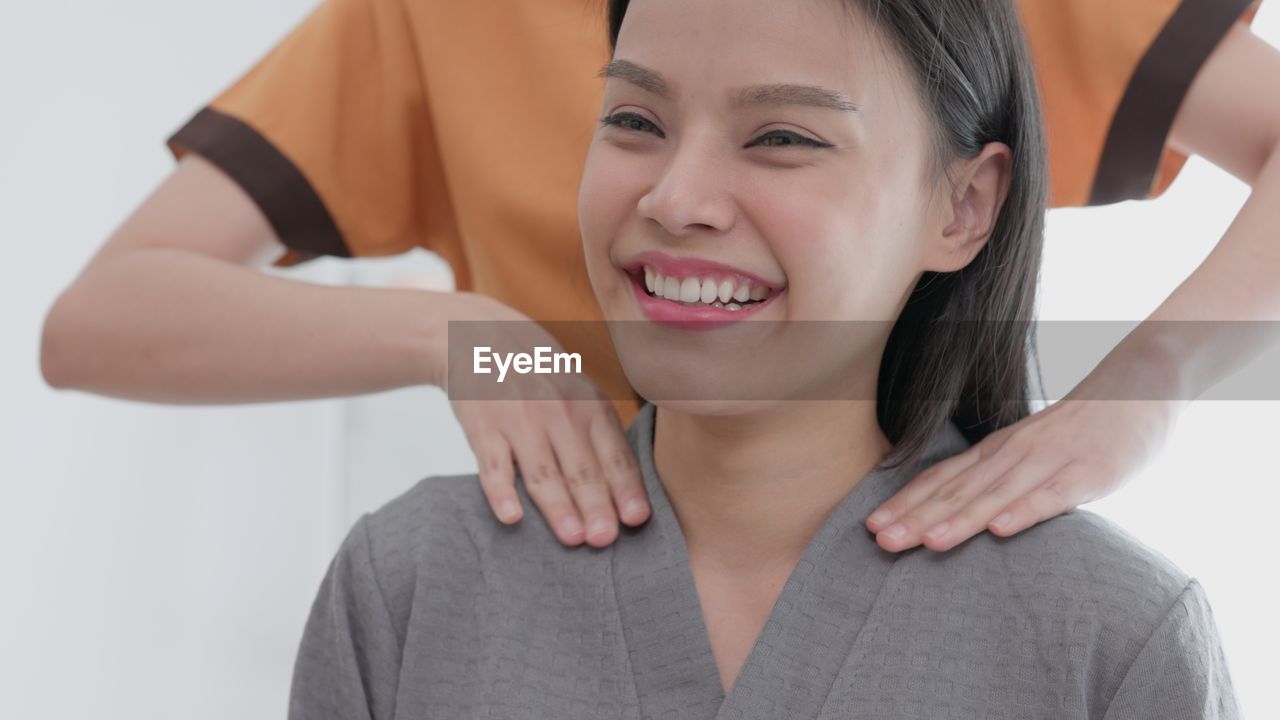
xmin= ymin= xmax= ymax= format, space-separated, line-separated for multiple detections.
xmin=925 ymin=142 xmax=1012 ymax=272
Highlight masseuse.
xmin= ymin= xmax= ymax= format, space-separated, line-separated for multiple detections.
xmin=41 ymin=0 xmax=1279 ymax=551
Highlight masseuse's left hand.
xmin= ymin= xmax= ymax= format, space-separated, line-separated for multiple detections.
xmin=865 ymin=354 xmax=1185 ymax=553
xmin=867 ymin=18 xmax=1280 ymax=552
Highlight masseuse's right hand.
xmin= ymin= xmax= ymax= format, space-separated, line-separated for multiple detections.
xmin=433 ymin=291 xmax=651 ymax=547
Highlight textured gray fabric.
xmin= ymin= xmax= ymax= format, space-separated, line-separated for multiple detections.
xmin=288 ymin=403 xmax=1239 ymax=719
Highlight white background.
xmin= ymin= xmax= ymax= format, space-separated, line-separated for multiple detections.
xmin=1 ymin=1 xmax=1277 ymax=717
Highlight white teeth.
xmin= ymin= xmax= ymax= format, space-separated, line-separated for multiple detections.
xmin=640 ymin=265 xmax=776 ymax=308
xmin=707 ymin=300 xmax=744 ymax=311
xmin=679 ymin=277 xmax=701 ymax=302
xmin=717 ymin=279 xmax=734 ymax=303
xmin=700 ymin=278 xmax=718 ymax=304
xmin=662 ymin=276 xmax=681 ymax=301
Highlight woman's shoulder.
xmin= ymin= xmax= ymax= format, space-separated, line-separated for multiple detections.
xmin=910 ymin=507 xmax=1197 ymax=637
xmin=1009 ymin=508 xmax=1191 ymax=599
xmin=886 ymin=508 xmax=1232 ymax=711
xmin=344 ymin=471 xmax=597 ymax=633
xmin=361 ymin=472 xmax=492 ymax=560
xmin=358 ymin=470 xmax=569 ymax=571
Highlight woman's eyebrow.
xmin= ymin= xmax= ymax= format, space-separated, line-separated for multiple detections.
xmin=598 ymin=60 xmax=672 ymax=96
xmin=733 ymin=84 xmax=859 ymax=112
xmin=597 ymin=59 xmax=859 ymax=112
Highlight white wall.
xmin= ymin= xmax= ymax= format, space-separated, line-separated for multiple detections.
xmin=1 ymin=1 xmax=1276 ymax=717
xmin=0 ymin=2 xmax=472 ymax=718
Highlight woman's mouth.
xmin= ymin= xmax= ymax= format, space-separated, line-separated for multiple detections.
xmin=625 ymin=265 xmax=783 ymax=330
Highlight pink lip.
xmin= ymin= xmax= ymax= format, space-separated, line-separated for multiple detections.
xmin=626 ymin=269 xmax=781 ymax=331
xmin=620 ymin=250 xmax=785 ymax=292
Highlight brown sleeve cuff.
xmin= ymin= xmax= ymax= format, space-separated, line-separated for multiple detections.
xmin=1088 ymin=0 xmax=1259 ymax=205
xmin=167 ymin=107 xmax=350 ymax=266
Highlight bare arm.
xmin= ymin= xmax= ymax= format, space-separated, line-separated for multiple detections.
xmin=1145 ymin=20 xmax=1280 ymax=387
xmin=40 ymin=153 xmax=652 ymax=543
xmin=1078 ymin=19 xmax=1280 ymax=401
xmin=1048 ymin=20 xmax=1280 ymax=400
xmin=39 ymin=153 xmax=463 ymax=404
xmin=867 ymin=20 xmax=1280 ymax=553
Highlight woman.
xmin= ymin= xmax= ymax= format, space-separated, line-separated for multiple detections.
xmin=288 ymin=0 xmax=1236 ymax=716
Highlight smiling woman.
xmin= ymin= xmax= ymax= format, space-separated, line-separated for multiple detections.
xmin=285 ymin=0 xmax=1239 ymax=717
xmin=581 ymin=0 xmax=1045 ymax=469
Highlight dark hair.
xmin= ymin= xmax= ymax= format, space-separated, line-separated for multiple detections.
xmin=604 ymin=0 xmax=1048 ymax=469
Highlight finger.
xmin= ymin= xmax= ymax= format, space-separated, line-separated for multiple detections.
xmin=506 ymin=431 xmax=587 ymax=546
xmin=919 ymin=455 xmax=1070 ymax=552
xmin=876 ymin=442 xmax=1028 ymax=552
xmin=987 ymin=460 xmax=1090 ymax=538
xmin=545 ymin=408 xmax=619 ymax=548
xmin=586 ymin=406 xmax=650 ymax=527
xmin=866 ymin=445 xmax=983 ymax=533
xmin=472 ymin=432 xmax=523 ymax=524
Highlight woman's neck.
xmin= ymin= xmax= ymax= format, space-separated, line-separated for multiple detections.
xmin=652 ymin=400 xmax=891 ymax=576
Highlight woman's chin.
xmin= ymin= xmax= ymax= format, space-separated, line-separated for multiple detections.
xmin=622 ymin=356 xmax=787 ymax=412
xmin=649 ymin=398 xmax=774 ymax=417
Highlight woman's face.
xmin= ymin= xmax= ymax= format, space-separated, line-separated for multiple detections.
xmin=579 ymin=0 xmax=973 ymax=407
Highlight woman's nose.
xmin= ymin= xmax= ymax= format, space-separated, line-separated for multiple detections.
xmin=636 ymin=140 xmax=736 ymax=236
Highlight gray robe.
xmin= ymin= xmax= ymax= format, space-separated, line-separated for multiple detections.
xmin=288 ymin=403 xmax=1238 ymax=719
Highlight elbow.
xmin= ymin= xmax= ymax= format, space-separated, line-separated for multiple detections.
xmin=1250 ymin=108 xmax=1280 ymax=186
xmin=40 ymin=292 xmax=82 ymax=390
xmin=1262 ymin=136 xmax=1280 ymax=187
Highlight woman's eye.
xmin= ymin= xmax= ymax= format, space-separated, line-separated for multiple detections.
xmin=600 ymin=112 xmax=664 ymax=138
xmin=599 ymin=114 xmax=832 ymax=150
xmin=750 ymin=130 xmax=832 ymax=149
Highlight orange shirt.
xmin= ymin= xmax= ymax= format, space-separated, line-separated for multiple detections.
xmin=169 ymin=0 xmax=1264 ymax=428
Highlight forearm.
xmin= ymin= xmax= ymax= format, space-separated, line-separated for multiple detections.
xmin=41 ymin=247 xmax=455 ymax=404
xmin=1100 ymin=143 xmax=1280 ymax=401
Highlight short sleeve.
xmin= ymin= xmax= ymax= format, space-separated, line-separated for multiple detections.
xmin=167 ymin=0 xmax=452 ymax=268
xmin=288 ymin=514 xmax=403 ymax=720
xmin=1102 ymin=580 xmax=1240 ymax=720
xmin=1018 ymin=0 xmax=1265 ymax=207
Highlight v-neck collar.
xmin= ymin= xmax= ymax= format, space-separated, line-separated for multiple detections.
xmin=610 ymin=403 xmax=971 ymax=720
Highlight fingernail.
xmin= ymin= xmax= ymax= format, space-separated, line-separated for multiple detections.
xmin=925 ymin=522 xmax=949 ymax=540
xmin=868 ymin=509 xmax=894 ymax=527
xmin=587 ymin=518 xmax=613 ymax=539
xmin=560 ymin=516 xmax=583 ymax=539
xmin=623 ymin=499 xmax=648 ymax=521
xmin=499 ymin=500 xmax=521 ymax=523
xmin=884 ymin=523 xmax=906 ymax=540
xmin=991 ymin=512 xmax=1012 ymax=531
